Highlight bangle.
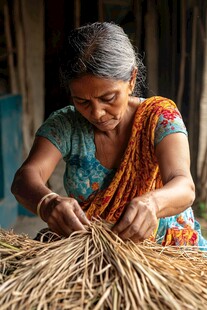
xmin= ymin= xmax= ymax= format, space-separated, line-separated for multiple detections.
xmin=36 ymin=192 xmax=58 ymax=219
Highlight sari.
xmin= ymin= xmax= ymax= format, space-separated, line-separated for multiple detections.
xmin=80 ymin=96 xmax=207 ymax=249
xmin=81 ymin=96 xmax=170 ymax=221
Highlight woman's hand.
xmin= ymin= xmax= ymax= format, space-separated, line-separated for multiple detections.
xmin=112 ymin=194 xmax=158 ymax=243
xmin=40 ymin=195 xmax=90 ymax=237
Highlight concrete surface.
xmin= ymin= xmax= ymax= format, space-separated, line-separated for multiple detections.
xmin=12 ymin=215 xmax=46 ymax=239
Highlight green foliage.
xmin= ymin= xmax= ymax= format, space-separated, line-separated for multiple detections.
xmin=194 ymin=201 xmax=207 ymax=220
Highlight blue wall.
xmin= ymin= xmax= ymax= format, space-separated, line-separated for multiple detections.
xmin=0 ymin=95 xmax=23 ymax=228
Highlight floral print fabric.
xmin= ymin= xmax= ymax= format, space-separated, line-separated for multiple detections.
xmin=154 ymin=109 xmax=187 ymax=145
xmin=36 ymin=96 xmax=207 ymax=250
xmin=36 ymin=96 xmax=186 ymax=203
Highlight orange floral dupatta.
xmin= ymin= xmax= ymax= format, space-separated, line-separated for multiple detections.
xmin=80 ymin=96 xmax=177 ymax=223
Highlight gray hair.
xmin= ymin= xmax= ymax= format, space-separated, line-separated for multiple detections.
xmin=60 ymin=22 xmax=146 ymax=96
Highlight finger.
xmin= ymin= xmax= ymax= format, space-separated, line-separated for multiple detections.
xmin=47 ymin=209 xmax=73 ymax=237
xmin=112 ymin=202 xmax=137 ymax=234
xmin=118 ymin=214 xmax=145 ymax=241
xmin=47 ymin=203 xmax=85 ymax=237
xmin=48 ymin=220 xmax=69 ymax=237
xmin=50 ymin=211 xmax=85 ymax=237
xmin=55 ymin=197 xmax=90 ymax=226
xmin=74 ymin=203 xmax=90 ymax=225
xmin=125 ymin=217 xmax=157 ymax=243
xmin=118 ymin=204 xmax=153 ymax=241
xmin=50 ymin=226 xmax=66 ymax=237
xmin=63 ymin=209 xmax=86 ymax=232
xmin=53 ymin=197 xmax=89 ymax=230
xmin=130 ymin=225 xmax=153 ymax=243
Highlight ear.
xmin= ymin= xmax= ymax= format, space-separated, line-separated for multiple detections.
xmin=129 ymin=67 xmax=138 ymax=94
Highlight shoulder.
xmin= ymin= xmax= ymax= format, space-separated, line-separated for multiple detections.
xmin=35 ymin=105 xmax=91 ymax=157
xmin=35 ymin=105 xmax=79 ymax=142
xmin=142 ymin=96 xmax=183 ymax=122
xmin=135 ymin=96 xmax=179 ymax=127
xmin=153 ymin=97 xmax=187 ymax=146
xmin=43 ymin=105 xmax=90 ymax=128
xmin=142 ymin=96 xmax=177 ymax=109
xmin=48 ymin=105 xmax=76 ymax=121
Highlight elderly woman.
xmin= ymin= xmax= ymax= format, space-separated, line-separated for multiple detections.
xmin=11 ymin=22 xmax=207 ymax=249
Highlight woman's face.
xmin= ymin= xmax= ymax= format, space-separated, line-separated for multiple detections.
xmin=69 ymin=74 xmax=136 ymax=131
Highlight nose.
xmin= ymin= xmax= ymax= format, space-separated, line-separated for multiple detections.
xmin=90 ymin=102 xmax=105 ymax=120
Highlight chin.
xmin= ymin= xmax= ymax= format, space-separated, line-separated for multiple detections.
xmin=96 ymin=122 xmax=119 ymax=131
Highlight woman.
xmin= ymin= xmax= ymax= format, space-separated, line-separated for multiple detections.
xmin=11 ymin=22 xmax=207 ymax=249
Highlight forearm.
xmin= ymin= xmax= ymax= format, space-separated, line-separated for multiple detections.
xmin=11 ymin=166 xmax=55 ymax=215
xmin=11 ymin=165 xmax=90 ymax=236
xmin=151 ymin=175 xmax=195 ymax=218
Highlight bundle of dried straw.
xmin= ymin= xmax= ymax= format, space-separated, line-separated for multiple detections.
xmin=0 ymin=220 xmax=207 ymax=310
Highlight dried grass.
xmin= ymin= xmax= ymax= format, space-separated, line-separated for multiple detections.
xmin=0 ymin=220 xmax=207 ymax=310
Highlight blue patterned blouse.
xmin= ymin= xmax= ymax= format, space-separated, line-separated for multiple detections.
xmin=35 ymin=99 xmax=207 ymax=251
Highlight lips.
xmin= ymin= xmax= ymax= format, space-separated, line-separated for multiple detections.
xmin=94 ymin=120 xmax=110 ymax=125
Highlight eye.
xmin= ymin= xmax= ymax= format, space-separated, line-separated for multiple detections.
xmin=101 ymin=95 xmax=115 ymax=103
xmin=74 ymin=99 xmax=90 ymax=106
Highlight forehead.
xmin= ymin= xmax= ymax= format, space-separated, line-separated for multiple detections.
xmin=69 ymin=74 xmax=129 ymax=97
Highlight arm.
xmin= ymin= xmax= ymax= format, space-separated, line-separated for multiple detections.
xmin=112 ymin=133 xmax=195 ymax=242
xmin=153 ymin=132 xmax=195 ymax=217
xmin=11 ymin=136 xmax=89 ymax=236
xmin=11 ymin=136 xmax=62 ymax=210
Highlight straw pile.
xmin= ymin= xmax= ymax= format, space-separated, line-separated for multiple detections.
xmin=1 ymin=220 xmax=207 ymax=310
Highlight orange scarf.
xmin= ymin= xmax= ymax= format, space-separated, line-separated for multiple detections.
xmin=81 ymin=96 xmax=177 ymax=222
